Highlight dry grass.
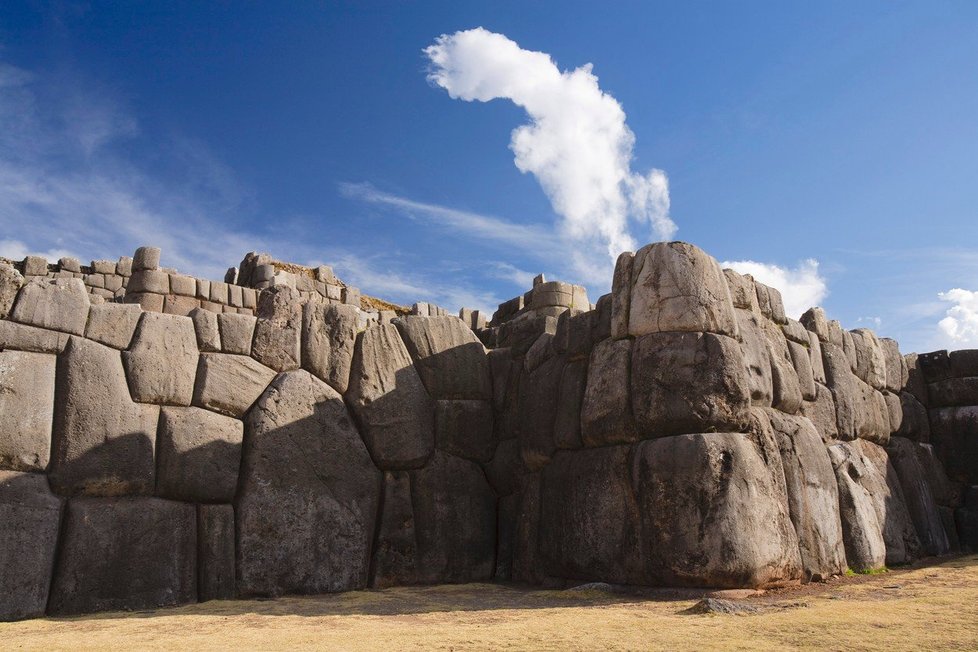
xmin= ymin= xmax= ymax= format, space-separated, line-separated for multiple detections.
xmin=5 ymin=555 xmax=977 ymax=651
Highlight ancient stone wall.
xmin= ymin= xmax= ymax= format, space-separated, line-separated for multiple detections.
xmin=0 ymin=240 xmax=973 ymax=621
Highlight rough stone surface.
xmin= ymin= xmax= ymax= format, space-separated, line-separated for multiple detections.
xmin=827 ymin=442 xmax=887 ymax=571
xmin=0 ymin=471 xmax=62 ymax=621
xmin=395 ymin=316 xmax=492 ymax=400
xmin=301 ymin=302 xmax=358 ymax=394
xmin=766 ymin=328 xmax=803 ymax=414
xmin=808 ymin=332 xmax=827 ymax=384
xmin=553 ymin=359 xmax=587 ymax=449
xmin=929 ymin=406 xmax=978 ymax=485
xmin=737 ymin=309 xmax=773 ymax=407
xmin=0 ymin=263 xmax=25 ymax=319
xmin=0 ymin=320 xmax=68 ymax=353
xmin=433 ymin=399 xmax=494 ymax=463
xmin=409 ymin=451 xmax=496 ymax=584
xmin=799 ymin=383 xmax=839 ymax=442
xmin=189 ymin=307 xmax=221 ymax=352
xmin=133 ymin=246 xmax=161 ymax=271
xmin=347 ymin=324 xmax=434 ymax=470
xmin=0 ymin=351 xmax=55 ymax=472
xmin=627 ymin=242 xmax=738 ymax=338
xmin=156 ymin=406 xmax=243 ymax=503
xmin=888 ymin=436 xmax=951 ymax=556
xmin=800 ymin=307 xmax=830 ymax=343
xmin=610 ymin=251 xmax=634 ymax=339
xmin=217 ymin=312 xmax=256 ymax=355
xmin=788 ymin=339 xmax=817 ymax=401
xmin=370 ymin=471 xmax=418 ymax=588
xmin=723 ymin=268 xmax=758 ymax=311
xmin=632 ymin=432 xmax=802 ymax=588
xmin=581 ymin=339 xmax=636 ymax=446
xmin=84 ymin=302 xmax=142 ymax=349
xmin=850 ymin=329 xmax=887 ymax=390
xmin=928 ymin=377 xmax=978 ymax=407
xmin=881 ymin=338 xmax=908 ymax=392
xmin=193 ymin=353 xmax=276 ymax=418
xmin=237 ymin=370 xmax=381 ymax=596
xmin=11 ymin=278 xmax=89 ymax=335
xmin=251 ymin=285 xmax=301 ymax=372
xmin=197 ymin=504 xmax=236 ymax=601
xmin=855 ymin=439 xmax=922 ymax=566
xmin=123 ymin=312 xmax=198 ymax=405
xmin=50 ymin=337 xmax=159 ymax=496
xmin=630 ymin=332 xmax=750 ymax=438
xmin=516 ymin=353 xmax=563 ymax=469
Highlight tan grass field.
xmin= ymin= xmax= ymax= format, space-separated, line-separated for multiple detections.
xmin=5 ymin=555 xmax=977 ymax=651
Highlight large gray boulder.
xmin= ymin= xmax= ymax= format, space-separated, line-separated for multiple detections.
xmin=631 ymin=332 xmax=750 ymax=438
xmin=49 ymin=337 xmax=159 ymax=496
xmin=632 ymin=432 xmax=802 ymax=588
xmin=553 ymin=359 xmax=587 ymax=449
xmin=516 ymin=353 xmax=563 ymax=469
xmin=10 ymin=277 xmax=89 ymax=335
xmin=301 ymin=302 xmax=358 ymax=393
xmin=827 ymin=442 xmax=887 ymax=571
xmin=156 ymin=406 xmax=243 ymax=503
xmin=765 ymin=328 xmax=803 ymax=414
xmin=84 ymin=302 xmax=142 ymax=349
xmin=123 ymin=312 xmax=198 ymax=405
xmin=800 ymin=307 xmax=830 ymax=343
xmin=217 ymin=312 xmax=256 ymax=355
xmin=0 ymin=320 xmax=68 ymax=354
xmin=880 ymin=338 xmax=908 ymax=392
xmin=929 ymin=406 xmax=978 ymax=484
xmin=539 ymin=446 xmax=646 ymax=583
xmin=0 ymin=471 xmax=62 ymax=621
xmin=197 ymin=504 xmax=236 ymax=601
xmin=251 ymin=285 xmax=301 ymax=372
xmin=434 ymin=399 xmax=494 ymax=462
xmin=855 ymin=439 xmax=922 ymax=566
xmin=799 ymin=383 xmax=839 ymax=441
xmin=823 ymin=342 xmax=889 ymax=443
xmin=787 ymin=339 xmax=817 ymax=401
xmin=0 ymin=262 xmax=24 ymax=319
xmin=370 ymin=471 xmax=418 ymax=588
xmin=850 ymin=329 xmax=887 ymax=390
xmin=0 ymin=351 xmax=55 ymax=471
xmin=581 ymin=338 xmax=636 ymax=446
xmin=723 ymin=268 xmax=759 ymax=311
xmin=193 ymin=352 xmax=276 ymax=418
xmin=346 ymin=324 xmax=434 ymax=470
xmin=887 ymin=436 xmax=950 ymax=556
xmin=765 ymin=410 xmax=846 ymax=580
xmin=927 ymin=377 xmax=978 ymax=407
xmin=627 ymin=242 xmax=738 ymax=338
xmin=736 ymin=308 xmax=774 ymax=407
xmin=48 ymin=496 xmax=196 ymax=615
xmin=189 ymin=307 xmax=221 ymax=352
xmin=395 ymin=316 xmax=492 ymax=400
xmin=409 ymin=451 xmax=496 ymax=584
xmin=237 ymin=370 xmax=381 ymax=596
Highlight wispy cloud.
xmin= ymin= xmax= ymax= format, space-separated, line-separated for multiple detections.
xmin=937 ymin=288 xmax=978 ymax=348
xmin=722 ymin=258 xmax=828 ymax=319
xmin=490 ymin=261 xmax=538 ymax=288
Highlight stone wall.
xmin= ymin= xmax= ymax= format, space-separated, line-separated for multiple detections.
xmin=0 ymin=239 xmax=973 ymax=621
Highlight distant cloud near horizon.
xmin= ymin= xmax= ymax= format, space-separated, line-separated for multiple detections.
xmin=721 ymin=258 xmax=828 ymax=319
xmin=424 ymin=27 xmax=676 ymax=280
xmin=938 ymin=288 xmax=978 ymax=347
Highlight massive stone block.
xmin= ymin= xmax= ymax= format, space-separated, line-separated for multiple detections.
xmin=897 ymin=391 xmax=930 ymax=442
xmin=156 ymin=406 xmax=243 ymax=503
xmin=237 ymin=370 xmax=381 ymax=596
xmin=347 ymin=324 xmax=434 ymax=470
xmin=434 ymin=399 xmax=494 ymax=463
xmin=11 ymin=277 xmax=90 ymax=335
xmin=517 ymin=353 xmax=563 ymax=469
xmin=927 ymin=377 xmax=978 ymax=407
xmin=823 ymin=343 xmax=889 ymax=444
xmin=84 ymin=302 xmax=142 ymax=349
xmin=627 ymin=242 xmax=738 ymax=338
xmin=370 ymin=471 xmax=418 ymax=588
xmin=217 ymin=312 xmax=256 ymax=355
xmin=123 ymin=312 xmax=198 ymax=405
xmin=787 ymin=339 xmax=817 ymax=401
xmin=631 ymin=332 xmax=750 ymax=438
xmin=553 ymin=359 xmax=587 ymax=449
xmin=193 ymin=352 xmax=276 ymax=418
xmin=850 ymin=329 xmax=887 ymax=390
xmin=766 ymin=328 xmax=803 ymax=414
xmin=0 ymin=351 xmax=55 ymax=472
xmin=765 ymin=410 xmax=846 ymax=580
xmin=880 ymin=338 xmax=908 ymax=392
xmin=189 ymin=307 xmax=221 ymax=352
xmin=0 ymin=319 xmax=68 ymax=354
xmin=610 ymin=252 xmax=634 ymax=339
xmin=736 ymin=308 xmax=774 ymax=407
xmin=887 ymin=436 xmax=950 ymax=556
xmin=409 ymin=451 xmax=496 ymax=584
xmin=723 ymin=268 xmax=758 ymax=311
xmin=0 ymin=471 xmax=62 ymax=621
xmin=581 ymin=338 xmax=636 ymax=446
xmin=251 ymin=285 xmax=302 ymax=372
xmin=855 ymin=439 xmax=922 ymax=566
xmin=395 ymin=316 xmax=492 ymax=400
xmin=50 ymin=337 xmax=159 ymax=496
xmin=827 ymin=442 xmax=887 ymax=571
xmin=0 ymin=262 xmax=24 ymax=319
xmin=799 ymin=383 xmax=839 ymax=442
xmin=301 ymin=302 xmax=358 ymax=394
xmin=197 ymin=504 xmax=236 ymax=601
xmin=48 ymin=496 xmax=196 ymax=615
xmin=539 ymin=446 xmax=646 ymax=583
xmin=800 ymin=306 xmax=830 ymax=343
xmin=929 ymin=406 xmax=978 ymax=484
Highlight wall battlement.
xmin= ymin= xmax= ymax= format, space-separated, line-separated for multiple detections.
xmin=0 ymin=239 xmax=975 ymax=620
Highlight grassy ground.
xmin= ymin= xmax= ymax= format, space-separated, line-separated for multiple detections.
xmin=5 ymin=555 xmax=977 ymax=651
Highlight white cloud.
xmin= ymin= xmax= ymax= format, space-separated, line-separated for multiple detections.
xmin=0 ymin=238 xmax=76 ymax=263
xmin=424 ymin=27 xmax=675 ymax=280
xmin=938 ymin=288 xmax=978 ymax=347
xmin=490 ymin=261 xmax=537 ymax=288
xmin=722 ymin=258 xmax=828 ymax=319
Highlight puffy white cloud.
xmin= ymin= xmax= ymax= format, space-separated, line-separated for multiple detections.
xmin=721 ymin=258 xmax=828 ymax=319
xmin=938 ymin=288 xmax=978 ymax=347
xmin=0 ymin=238 xmax=76 ymax=263
xmin=424 ymin=28 xmax=675 ymax=280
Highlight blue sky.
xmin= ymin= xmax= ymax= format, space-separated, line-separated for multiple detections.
xmin=1 ymin=1 xmax=976 ymax=352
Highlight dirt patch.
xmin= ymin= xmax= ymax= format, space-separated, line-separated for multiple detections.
xmin=3 ymin=555 xmax=976 ymax=651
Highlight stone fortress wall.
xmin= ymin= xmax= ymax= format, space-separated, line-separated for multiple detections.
xmin=0 ymin=240 xmax=975 ymax=621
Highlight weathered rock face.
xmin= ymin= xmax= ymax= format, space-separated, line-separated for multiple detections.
xmin=0 ymin=351 xmax=55 ymax=471
xmin=887 ymin=436 xmax=950 ymax=556
xmin=251 ymin=285 xmax=301 ymax=372
xmin=395 ymin=316 xmax=492 ymax=400
xmin=581 ymin=338 xmax=636 ymax=446
xmin=433 ymin=399 xmax=494 ymax=462
xmin=370 ymin=471 xmax=418 ymax=588
xmin=346 ymin=324 xmax=434 ymax=470
xmin=193 ymin=352 xmax=276 ymax=418
xmin=0 ymin=472 xmax=62 ymax=621
xmin=123 ymin=312 xmax=198 ymax=405
xmin=301 ymin=302 xmax=358 ymax=393
xmin=855 ymin=439 xmax=922 ymax=566
xmin=237 ymin=370 xmax=381 ymax=596
xmin=11 ymin=278 xmax=89 ymax=335
xmin=0 ymin=263 xmax=24 ymax=320
xmin=156 ymin=406 xmax=243 ymax=503
xmin=48 ymin=497 xmax=196 ymax=615
xmin=197 ymin=504 xmax=236 ymax=601
xmin=827 ymin=442 xmax=887 ymax=571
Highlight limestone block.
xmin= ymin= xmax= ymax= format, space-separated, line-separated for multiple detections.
xmin=827 ymin=442 xmax=887 ymax=571
xmin=950 ymin=349 xmax=978 ymax=378
xmin=193 ymin=353 xmax=276 ymax=417
xmin=627 ymin=242 xmax=738 ymax=337
xmin=395 ymin=315 xmax=492 ymax=400
xmin=199 ymin=299 xmax=222 ymax=312
xmin=0 ymin=263 xmax=24 ymax=319
xmin=539 ymin=446 xmax=646 ymax=583
xmin=737 ymin=308 xmax=773 ymax=407
xmin=128 ymin=269 xmax=169 ymax=294
xmin=633 ymin=432 xmax=802 ymax=588
xmin=59 ymin=256 xmax=81 ymax=272
xmin=929 ymin=406 xmax=978 ymax=485
xmin=103 ymin=274 xmax=123 ymax=292
xmin=22 ymin=255 xmax=47 ymax=277
xmin=125 ymin=291 xmax=164 ymax=312
xmin=524 ymin=332 xmax=554 ymax=373
xmin=767 ymin=285 xmax=788 ymax=324
xmin=242 ymin=287 xmax=257 ymax=309
xmin=168 ymin=274 xmax=194 ymax=296
xmin=133 ymin=246 xmax=161 ymax=271
xmin=918 ymin=350 xmax=951 ymax=383
xmin=880 ymin=338 xmax=908 ymax=392
xmin=928 ymin=377 xmax=978 ymax=407
xmin=156 ymin=406 xmax=242 ymax=503
xmin=765 ymin=410 xmax=847 ymax=580
xmin=370 ymin=471 xmax=417 ymax=588
xmin=581 ymin=338 xmax=637 ymax=446
xmin=554 ymin=309 xmax=592 ymax=359
xmin=347 ymin=324 xmax=434 ymax=469
xmin=781 ymin=318 xmax=809 ymax=345
xmin=800 ymin=306 xmax=830 ymax=343
xmin=808 ymin=332 xmax=826 ymax=384
xmin=483 ymin=437 xmax=524 ymax=498
xmin=850 ymin=328 xmax=887 ymax=390
xmin=91 ymin=260 xmax=114 ymax=275
xmin=531 ymin=281 xmax=573 ymax=309
xmin=409 ymin=451 xmax=496 ymax=584
xmin=914 ymin=442 xmax=961 ymax=508
xmin=343 ymin=286 xmax=360 ymax=306
xmin=11 ymin=277 xmax=89 ymax=335
xmin=788 ymin=339 xmax=817 ymax=401
xmin=82 ymin=273 xmax=105 ymax=288
xmin=197 ymin=504 xmax=236 ymax=601
xmin=0 ymin=320 xmax=68 ymax=353
xmin=631 ymin=331 xmax=751 ymax=438
xmin=434 ymin=399 xmax=494 ymax=462
xmin=516 ymin=354 xmax=563 ymax=470
xmin=0 ymin=351 xmax=55 ymax=472
xmin=48 ymin=497 xmax=196 ymax=614
xmin=237 ymin=370 xmax=380 ymax=596
xmin=897 ymin=391 xmax=930 ymax=442
xmin=823 ymin=342 xmax=889 ymax=443
xmin=883 ymin=390 xmax=903 ymax=434
xmin=841 ymin=328 xmax=858 ymax=372
xmin=117 ymin=256 xmax=133 ymax=276
xmin=189 ymin=307 xmax=221 ymax=352
xmin=904 ymin=353 xmax=930 ymax=406
xmin=163 ymin=294 xmax=199 ymax=316
xmin=498 ymin=312 xmax=556 ymax=356
xmin=0 ymin=471 xmax=62 ymax=621
xmin=209 ymin=281 xmax=229 ymax=304
xmin=195 ymin=278 xmax=210 ymax=300
xmin=217 ymin=312 xmax=256 ymax=355
xmin=723 ymin=268 xmax=758 ymax=311
xmin=301 ymin=302 xmax=358 ymax=394
xmin=553 ymin=359 xmax=587 ymax=449
xmin=799 ymin=383 xmax=839 ymax=441
xmin=325 ymin=284 xmax=341 ymax=301
xmin=49 ymin=337 xmax=159 ymax=496
xmin=888 ymin=436 xmax=950 ymax=556
xmin=766 ymin=329 xmax=803 ymax=414
xmin=123 ymin=312 xmax=198 ymax=405
xmin=251 ymin=286 xmax=301 ymax=372
xmin=754 ymin=280 xmax=772 ymax=319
